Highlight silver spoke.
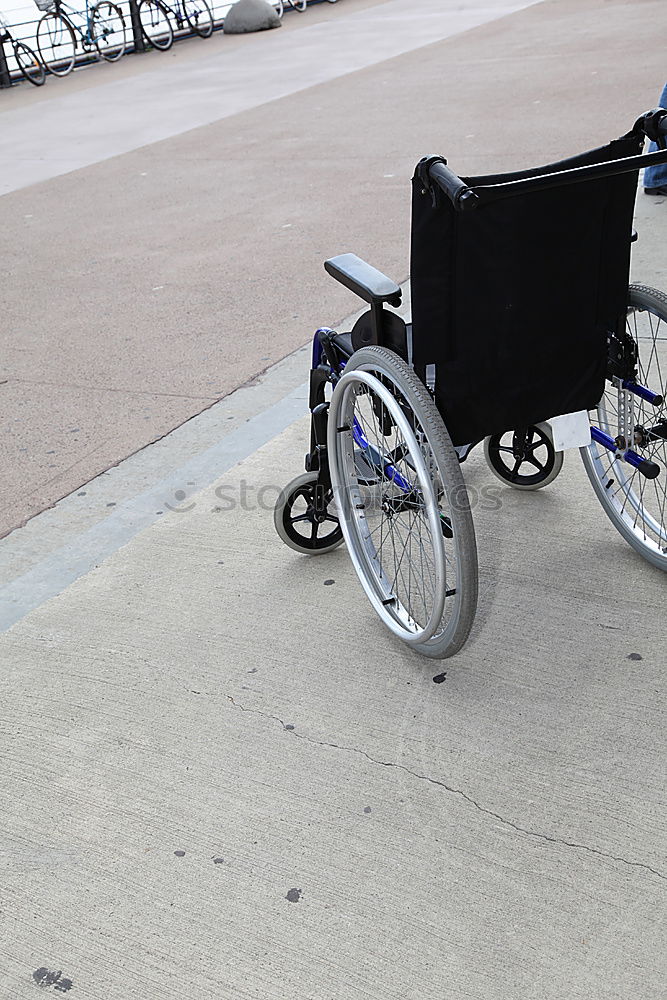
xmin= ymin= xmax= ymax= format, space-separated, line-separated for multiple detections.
xmin=327 ymin=347 xmax=477 ymax=657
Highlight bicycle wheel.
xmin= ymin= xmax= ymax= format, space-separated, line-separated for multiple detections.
xmin=288 ymin=0 xmax=307 ymax=11
xmin=328 ymin=346 xmax=478 ymax=659
xmin=273 ymin=2 xmax=284 ymax=17
xmin=36 ymin=12 xmax=76 ymax=76
xmin=484 ymin=422 xmax=563 ymax=490
xmin=182 ymin=0 xmax=213 ymax=37
xmin=14 ymin=41 xmax=46 ymax=85
xmin=138 ymin=0 xmax=174 ymax=50
xmin=581 ymin=284 xmax=667 ymax=570
xmin=91 ymin=0 xmax=126 ymax=61
xmin=274 ymin=473 xmax=344 ymax=554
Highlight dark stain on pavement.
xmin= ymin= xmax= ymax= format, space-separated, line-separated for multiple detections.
xmin=324 ymin=579 xmax=335 ymax=586
xmin=174 ymin=850 xmax=186 ymax=857
xmin=286 ymin=888 xmax=302 ymax=903
xmin=363 ymin=806 xmax=372 ymax=814
xmin=32 ymin=968 xmax=74 ymax=992
xmin=627 ymin=652 xmax=643 ymax=661
xmin=433 ymin=672 xmax=447 ymax=684
xmin=285 ymin=724 xmax=295 ymax=731
xmin=213 ymin=857 xmax=224 ymax=865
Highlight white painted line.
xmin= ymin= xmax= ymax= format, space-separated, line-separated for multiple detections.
xmin=0 ymin=379 xmax=308 ymax=631
xmin=0 ymin=275 xmax=413 ymax=629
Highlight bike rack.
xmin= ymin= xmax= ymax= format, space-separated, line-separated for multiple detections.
xmin=0 ymin=26 xmax=13 ymax=87
xmin=0 ymin=0 xmax=340 ymax=87
xmin=128 ymin=0 xmax=146 ymax=53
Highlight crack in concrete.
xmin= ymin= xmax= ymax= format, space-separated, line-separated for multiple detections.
xmin=227 ymin=695 xmax=666 ymax=882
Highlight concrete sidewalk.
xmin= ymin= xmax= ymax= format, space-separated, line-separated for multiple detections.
xmin=1 ymin=0 xmax=666 ymax=997
xmin=1 ymin=417 xmax=665 ymax=1000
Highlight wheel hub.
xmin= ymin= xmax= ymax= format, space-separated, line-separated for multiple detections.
xmin=381 ymin=489 xmax=422 ymax=516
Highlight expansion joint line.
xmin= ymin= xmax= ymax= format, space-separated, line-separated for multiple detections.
xmin=227 ymin=696 xmax=665 ymax=881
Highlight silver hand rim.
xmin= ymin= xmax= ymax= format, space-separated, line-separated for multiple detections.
xmin=328 ymin=368 xmax=447 ymax=644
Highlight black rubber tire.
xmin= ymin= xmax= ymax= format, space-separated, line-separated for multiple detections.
xmin=36 ymin=12 xmax=76 ymax=76
xmin=183 ymin=0 xmax=213 ymax=37
xmin=329 ymin=346 xmax=479 ymax=659
xmin=91 ymin=1 xmax=126 ymax=62
xmin=484 ymin=422 xmax=564 ymax=490
xmin=14 ymin=41 xmax=46 ymax=85
xmin=138 ymin=0 xmax=174 ymax=50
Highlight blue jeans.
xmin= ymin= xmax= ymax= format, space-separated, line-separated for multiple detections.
xmin=644 ymin=82 xmax=667 ymax=189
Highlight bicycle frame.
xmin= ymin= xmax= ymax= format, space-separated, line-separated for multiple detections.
xmin=0 ymin=16 xmax=45 ymax=86
xmin=308 ymin=329 xmax=426 ymax=499
xmin=159 ymin=0 xmax=207 ymax=31
xmin=52 ymin=0 xmax=99 ymax=47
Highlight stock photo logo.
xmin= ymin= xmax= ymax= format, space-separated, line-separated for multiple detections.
xmin=162 ymin=481 xmax=504 ymax=515
xmin=165 ymin=489 xmax=197 ymax=513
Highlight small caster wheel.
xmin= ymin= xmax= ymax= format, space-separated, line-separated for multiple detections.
xmin=274 ymin=472 xmax=344 ymax=554
xmin=484 ymin=422 xmax=564 ymax=490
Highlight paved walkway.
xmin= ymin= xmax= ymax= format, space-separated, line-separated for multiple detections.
xmin=0 ymin=0 xmax=541 ymax=195
xmin=0 ymin=1 xmax=666 ymax=998
xmin=3 ymin=0 xmax=664 ymax=536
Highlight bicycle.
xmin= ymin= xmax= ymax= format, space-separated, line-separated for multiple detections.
xmin=137 ymin=0 xmax=213 ymax=51
xmin=0 ymin=13 xmax=46 ymax=85
xmin=35 ymin=0 xmax=126 ymax=76
xmin=274 ymin=109 xmax=667 ymax=659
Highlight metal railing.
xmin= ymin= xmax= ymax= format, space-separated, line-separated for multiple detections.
xmin=0 ymin=0 xmax=339 ymax=85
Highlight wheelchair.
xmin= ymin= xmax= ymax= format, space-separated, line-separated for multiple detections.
xmin=274 ymin=110 xmax=667 ymax=659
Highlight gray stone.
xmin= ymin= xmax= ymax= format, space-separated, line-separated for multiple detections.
xmin=223 ymin=0 xmax=281 ymax=33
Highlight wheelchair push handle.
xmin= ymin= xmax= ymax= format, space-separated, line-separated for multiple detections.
xmin=419 ymin=110 xmax=667 ymax=211
xmin=417 ymin=155 xmax=480 ymax=212
xmin=640 ymin=107 xmax=667 ymax=146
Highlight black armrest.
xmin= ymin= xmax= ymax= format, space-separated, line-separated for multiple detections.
xmin=324 ymin=253 xmax=402 ymax=307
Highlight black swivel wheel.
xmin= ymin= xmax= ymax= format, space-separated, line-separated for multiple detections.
xmin=484 ymin=422 xmax=564 ymax=490
xmin=274 ymin=472 xmax=344 ymax=554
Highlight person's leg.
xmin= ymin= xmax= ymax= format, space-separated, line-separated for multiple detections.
xmin=644 ymin=82 xmax=667 ymax=193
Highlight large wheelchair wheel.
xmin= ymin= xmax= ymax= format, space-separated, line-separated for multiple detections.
xmin=581 ymin=284 xmax=667 ymax=570
xmin=327 ymin=347 xmax=478 ymax=659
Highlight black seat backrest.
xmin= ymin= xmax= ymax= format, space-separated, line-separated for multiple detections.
xmin=410 ymin=133 xmax=645 ymax=445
